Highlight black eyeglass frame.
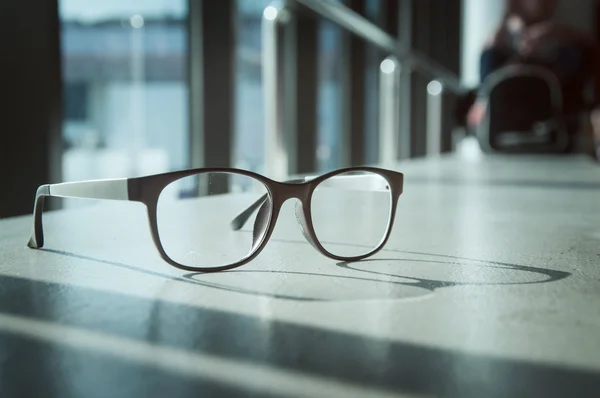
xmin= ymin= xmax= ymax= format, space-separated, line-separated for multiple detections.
xmin=28 ymin=166 xmax=404 ymax=272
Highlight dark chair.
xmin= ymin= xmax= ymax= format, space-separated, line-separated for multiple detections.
xmin=476 ymin=64 xmax=571 ymax=153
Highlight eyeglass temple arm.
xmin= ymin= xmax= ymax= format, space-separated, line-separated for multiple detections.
xmin=230 ymin=177 xmax=311 ymax=231
xmin=230 ymin=193 xmax=268 ymax=231
xmin=28 ymin=178 xmax=130 ymax=249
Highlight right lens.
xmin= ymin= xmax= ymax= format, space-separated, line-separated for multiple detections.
xmin=156 ymin=172 xmax=271 ymax=269
xmin=310 ymin=171 xmax=392 ymax=258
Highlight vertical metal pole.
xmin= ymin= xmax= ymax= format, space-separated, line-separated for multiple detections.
xmin=293 ymin=11 xmax=318 ymax=174
xmin=338 ymin=22 xmax=352 ymax=168
xmin=378 ymin=56 xmax=401 ymax=167
xmin=262 ymin=3 xmax=288 ymax=180
xmin=189 ymin=0 xmax=204 ymax=170
xmin=283 ymin=8 xmax=298 ymax=176
xmin=398 ymin=0 xmax=413 ymax=160
xmin=189 ymin=0 xmax=234 ymax=195
xmin=347 ymin=0 xmax=367 ymax=167
xmin=426 ymin=80 xmax=443 ymax=156
xmin=130 ymin=15 xmax=146 ymax=176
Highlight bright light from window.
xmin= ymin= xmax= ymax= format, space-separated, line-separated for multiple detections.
xmin=130 ymin=14 xmax=144 ymax=28
xmin=380 ymin=59 xmax=396 ymax=74
xmin=263 ymin=6 xmax=278 ymax=21
xmin=427 ymin=80 xmax=443 ymax=96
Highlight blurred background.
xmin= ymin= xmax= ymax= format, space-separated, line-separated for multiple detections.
xmin=1 ymin=0 xmax=599 ymax=217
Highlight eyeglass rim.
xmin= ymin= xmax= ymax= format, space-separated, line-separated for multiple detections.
xmin=128 ymin=166 xmax=403 ymax=272
xmin=307 ymin=172 xmax=396 ymax=260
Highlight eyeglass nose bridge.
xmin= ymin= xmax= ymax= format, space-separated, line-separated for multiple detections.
xmin=293 ymin=200 xmax=322 ymax=253
xmin=275 ymin=179 xmax=312 ymax=201
xmin=269 ymin=181 xmax=322 ymax=253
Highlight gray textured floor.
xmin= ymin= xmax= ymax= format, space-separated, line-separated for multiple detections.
xmin=1 ymin=154 xmax=599 ymax=397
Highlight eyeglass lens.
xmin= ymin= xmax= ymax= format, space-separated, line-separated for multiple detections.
xmin=310 ymin=171 xmax=392 ymax=257
xmin=156 ymin=172 xmax=271 ymax=269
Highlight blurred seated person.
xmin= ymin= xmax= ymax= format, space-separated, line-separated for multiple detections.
xmin=456 ymin=0 xmax=600 ymax=159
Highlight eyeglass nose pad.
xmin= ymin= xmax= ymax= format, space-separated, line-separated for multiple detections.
xmin=251 ymin=196 xmax=272 ymax=252
xmin=294 ymin=200 xmax=320 ymax=251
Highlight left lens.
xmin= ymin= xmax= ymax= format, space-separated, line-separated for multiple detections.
xmin=156 ymin=172 xmax=271 ymax=269
xmin=310 ymin=171 xmax=392 ymax=258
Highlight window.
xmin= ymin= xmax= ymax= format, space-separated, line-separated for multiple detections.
xmin=317 ymin=20 xmax=346 ymax=172
xmin=234 ymin=0 xmax=271 ymax=174
xmin=63 ymin=82 xmax=89 ymax=122
xmin=59 ymin=0 xmax=189 ymax=185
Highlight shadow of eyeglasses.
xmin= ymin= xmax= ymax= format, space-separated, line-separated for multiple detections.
xmin=40 ymin=235 xmax=569 ymax=302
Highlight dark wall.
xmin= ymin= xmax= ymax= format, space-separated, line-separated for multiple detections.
xmin=0 ymin=0 xmax=62 ymax=218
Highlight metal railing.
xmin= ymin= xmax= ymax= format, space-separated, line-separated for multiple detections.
xmin=379 ymin=56 xmax=401 ymax=167
xmin=262 ymin=3 xmax=289 ymax=180
xmin=296 ymin=0 xmax=463 ymax=93
xmin=426 ymin=80 xmax=444 ymax=156
xmin=261 ymin=0 xmax=464 ymax=177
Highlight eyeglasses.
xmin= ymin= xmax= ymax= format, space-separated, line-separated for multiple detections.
xmin=28 ymin=167 xmax=404 ymax=272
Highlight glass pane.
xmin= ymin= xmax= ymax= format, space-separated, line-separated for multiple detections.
xmin=59 ymin=0 xmax=189 ymax=187
xmin=234 ymin=0 xmax=272 ymax=174
xmin=317 ymin=20 xmax=345 ymax=172
xmin=157 ymin=172 xmax=271 ymax=269
xmin=310 ymin=171 xmax=392 ymax=257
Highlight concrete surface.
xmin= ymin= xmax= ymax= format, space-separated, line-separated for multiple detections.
xmin=1 ymin=154 xmax=599 ymax=397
